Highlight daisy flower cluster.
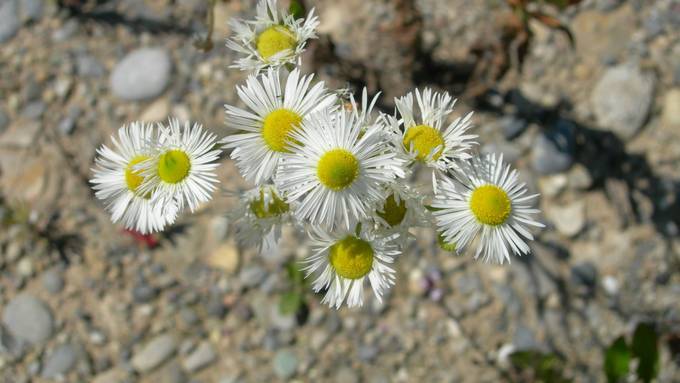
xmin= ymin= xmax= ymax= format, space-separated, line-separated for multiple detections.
xmin=90 ymin=0 xmax=544 ymax=309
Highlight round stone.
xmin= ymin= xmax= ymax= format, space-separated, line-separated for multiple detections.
xmin=110 ymin=48 xmax=172 ymax=101
xmin=2 ymin=294 xmax=54 ymax=344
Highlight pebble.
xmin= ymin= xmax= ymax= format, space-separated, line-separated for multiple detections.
xmin=206 ymin=241 xmax=240 ymax=274
xmin=52 ymin=19 xmax=79 ymax=42
xmin=591 ymin=64 xmax=656 ymax=140
xmin=538 ymin=174 xmax=568 ymax=198
xmin=41 ymin=343 xmax=79 ymax=378
xmin=662 ymin=88 xmax=680 ymax=128
xmin=16 ymin=257 xmax=33 ymax=277
xmin=602 ymin=275 xmax=620 ymax=295
xmin=2 ymin=294 xmax=54 ymax=344
xmin=131 ymin=333 xmax=177 ymax=373
xmin=0 ymin=1 xmax=20 ymax=43
xmin=19 ymin=0 xmax=43 ymax=22
xmin=512 ymin=324 xmax=539 ymax=351
xmin=499 ymin=116 xmax=528 ymax=140
xmin=110 ymin=48 xmax=172 ymax=101
xmin=481 ymin=142 xmax=522 ymax=164
xmin=91 ymin=368 xmax=131 ymax=383
xmin=531 ymin=121 xmax=574 ymax=175
xmin=182 ymin=341 xmax=216 ymax=372
xmin=571 ymin=262 xmax=598 ymax=294
xmin=567 ymin=164 xmax=593 ymax=190
xmin=272 ymin=350 xmax=297 ymax=380
xmin=0 ymin=109 xmax=8 ymax=134
xmin=20 ymin=101 xmax=46 ymax=119
xmin=133 ymin=282 xmax=158 ymax=303
xmin=41 ymin=268 xmax=65 ymax=293
xmin=238 ymin=265 xmax=266 ymax=288
xmin=76 ymin=54 xmax=105 ymax=77
xmin=546 ymin=200 xmax=585 ymax=237
xmin=335 ymin=367 xmax=360 ymax=383
xmin=57 ymin=107 xmax=81 ymax=136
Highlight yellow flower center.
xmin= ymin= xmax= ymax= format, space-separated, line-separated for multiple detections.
xmin=125 ymin=155 xmax=149 ymax=195
xmin=317 ymin=149 xmax=359 ymax=190
xmin=249 ymin=189 xmax=290 ymax=219
xmin=437 ymin=233 xmax=457 ymax=253
xmin=262 ymin=108 xmax=303 ymax=153
xmin=256 ymin=25 xmax=296 ymax=60
xmin=158 ymin=150 xmax=191 ymax=184
xmin=377 ymin=194 xmax=407 ymax=227
xmin=469 ymin=185 xmax=512 ymax=226
xmin=329 ymin=235 xmax=374 ymax=280
xmin=402 ymin=124 xmax=445 ymax=161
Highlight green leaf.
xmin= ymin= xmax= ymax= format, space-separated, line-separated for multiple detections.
xmin=631 ymin=323 xmax=659 ymax=383
xmin=288 ymin=0 xmax=305 ymax=19
xmin=604 ymin=336 xmax=630 ymax=383
xmin=279 ymin=291 xmax=302 ymax=315
xmin=285 ymin=261 xmax=306 ymax=287
xmin=509 ymin=350 xmax=570 ymax=383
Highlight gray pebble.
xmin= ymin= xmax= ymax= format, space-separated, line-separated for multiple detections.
xmin=571 ymin=262 xmax=598 ymax=294
xmin=20 ymin=101 xmax=45 ymax=119
xmin=0 ymin=109 xmax=8 ymax=134
xmin=238 ymin=266 xmax=266 ymax=288
xmin=110 ymin=48 xmax=172 ymax=101
xmin=42 ymin=267 xmax=65 ymax=293
xmin=591 ymin=64 xmax=655 ymax=140
xmin=41 ymin=343 xmax=80 ymax=378
xmin=132 ymin=283 xmax=158 ymax=303
xmin=499 ymin=116 xmax=528 ymax=140
xmin=531 ymin=120 xmax=574 ymax=175
xmin=52 ymin=19 xmax=79 ymax=42
xmin=0 ymin=1 xmax=20 ymax=43
xmin=19 ymin=0 xmax=43 ymax=22
xmin=2 ymin=294 xmax=54 ymax=344
xmin=131 ymin=333 xmax=177 ymax=373
xmin=76 ymin=54 xmax=105 ymax=78
xmin=272 ymin=350 xmax=297 ymax=380
xmin=182 ymin=341 xmax=216 ymax=372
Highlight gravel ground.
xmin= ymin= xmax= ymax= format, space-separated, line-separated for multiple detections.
xmin=0 ymin=0 xmax=679 ymax=382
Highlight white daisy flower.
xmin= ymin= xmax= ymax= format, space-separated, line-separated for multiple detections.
xmin=304 ymin=227 xmax=399 ymax=308
xmin=387 ymin=88 xmax=477 ymax=189
xmin=348 ymin=87 xmax=381 ymax=128
xmin=431 ymin=154 xmax=544 ymax=264
xmin=371 ymin=183 xmax=431 ymax=248
xmin=277 ymin=108 xmax=405 ymax=231
xmin=138 ymin=119 xmax=222 ymax=213
xmin=90 ymin=122 xmax=176 ymax=234
xmin=222 ymin=67 xmax=336 ymax=185
xmin=226 ymin=0 xmax=319 ymax=73
xmin=228 ymin=184 xmax=292 ymax=255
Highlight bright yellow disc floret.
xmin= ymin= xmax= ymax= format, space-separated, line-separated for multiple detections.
xmin=125 ymin=155 xmax=149 ymax=194
xmin=256 ymin=25 xmax=296 ymax=60
xmin=250 ymin=189 xmax=290 ymax=219
xmin=317 ymin=149 xmax=359 ymax=191
xmin=262 ymin=108 xmax=303 ymax=153
xmin=158 ymin=150 xmax=191 ymax=184
xmin=329 ymin=235 xmax=374 ymax=280
xmin=469 ymin=184 xmax=512 ymax=226
xmin=377 ymin=194 xmax=407 ymax=227
xmin=402 ymin=124 xmax=445 ymax=161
